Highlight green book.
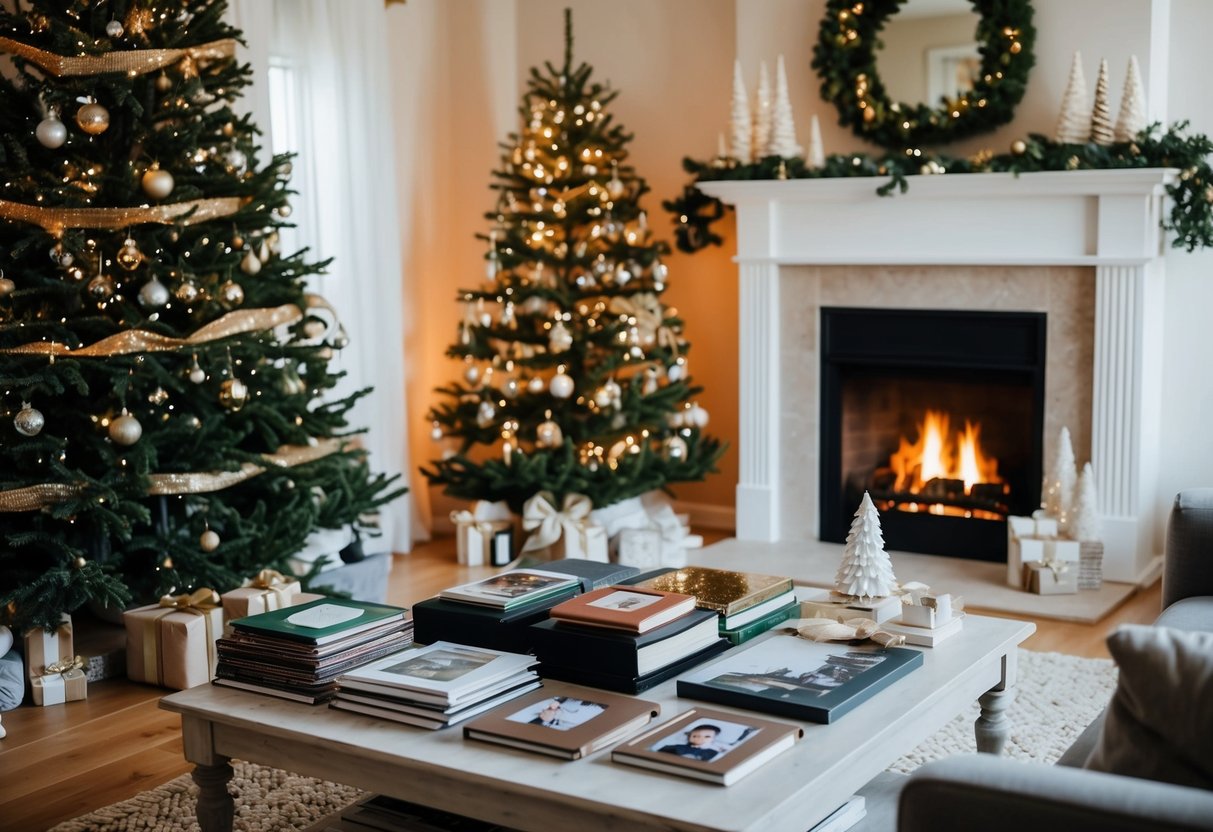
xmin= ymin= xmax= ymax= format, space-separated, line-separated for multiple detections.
xmin=232 ymin=597 xmax=407 ymax=645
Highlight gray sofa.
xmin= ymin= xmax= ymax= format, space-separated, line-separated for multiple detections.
xmin=898 ymin=489 xmax=1213 ymax=832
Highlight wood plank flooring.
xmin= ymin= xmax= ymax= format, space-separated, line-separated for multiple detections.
xmin=0 ymin=533 xmax=1162 ymax=831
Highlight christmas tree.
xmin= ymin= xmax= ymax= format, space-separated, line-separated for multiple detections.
xmin=0 ymin=1 xmax=401 ymax=632
xmin=835 ymin=492 xmax=897 ymax=600
xmin=424 ymin=11 xmax=723 ymax=514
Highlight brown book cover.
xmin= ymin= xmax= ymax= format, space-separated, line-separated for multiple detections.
xmin=611 ymin=707 xmax=802 ymax=786
xmin=631 ymin=567 xmax=794 ymax=616
xmin=463 ymin=688 xmax=660 ymax=760
xmin=548 ymin=586 xmax=696 ymax=633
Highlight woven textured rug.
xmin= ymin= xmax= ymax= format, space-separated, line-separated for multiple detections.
xmin=51 ymin=648 xmax=1116 ymax=832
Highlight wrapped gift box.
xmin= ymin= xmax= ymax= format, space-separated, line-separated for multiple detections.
xmin=1023 ymin=562 xmax=1078 ymax=595
xmin=1079 ymin=540 xmax=1104 ymax=590
xmin=221 ymin=570 xmax=302 ymax=620
xmin=23 ymin=613 xmax=73 ymax=684
xmin=124 ymin=590 xmax=223 ymax=690
xmin=451 ymin=501 xmax=518 ymax=566
xmin=1007 ymin=516 xmax=1080 ymax=589
xmin=31 ymin=663 xmax=87 ymax=706
xmin=527 ymin=524 xmax=608 ymax=562
xmin=520 ymin=492 xmax=609 ymax=563
xmin=616 ymin=527 xmax=663 ymax=569
xmin=900 ymin=594 xmax=955 ymax=629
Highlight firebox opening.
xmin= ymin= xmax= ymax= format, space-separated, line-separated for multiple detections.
xmin=819 ymin=307 xmax=1046 ymax=562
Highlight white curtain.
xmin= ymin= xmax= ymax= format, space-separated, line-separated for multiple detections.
xmin=228 ymin=0 xmax=416 ymax=553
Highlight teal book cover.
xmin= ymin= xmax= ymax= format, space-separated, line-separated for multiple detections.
xmin=232 ymin=597 xmax=407 ymax=644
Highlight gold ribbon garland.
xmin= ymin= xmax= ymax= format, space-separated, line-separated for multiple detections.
xmin=0 ymin=35 xmax=237 ymax=78
xmin=0 ymin=196 xmax=243 ymax=235
xmin=0 ymin=438 xmax=343 ymax=512
xmin=143 ymin=588 xmax=220 ymax=686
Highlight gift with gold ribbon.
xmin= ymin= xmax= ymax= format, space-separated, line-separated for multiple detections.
xmin=520 ymin=491 xmax=608 ymax=562
xmin=1023 ymin=558 xmax=1078 ymax=595
xmin=450 ymin=500 xmax=517 ymax=567
xmin=221 ymin=569 xmax=302 ymax=620
xmin=22 ymin=612 xmax=73 ymax=685
xmin=30 ymin=655 xmax=88 ymax=706
xmin=124 ymin=588 xmax=223 ymax=690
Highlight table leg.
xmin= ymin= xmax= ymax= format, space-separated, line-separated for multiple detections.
xmin=974 ymin=651 xmax=1017 ymax=755
xmin=192 ymin=759 xmax=235 ymax=832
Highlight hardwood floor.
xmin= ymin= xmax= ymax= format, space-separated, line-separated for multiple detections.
xmin=0 ymin=533 xmax=1162 ymax=831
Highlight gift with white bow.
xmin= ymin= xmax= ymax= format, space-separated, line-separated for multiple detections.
xmin=451 ymin=500 xmax=517 ymax=566
xmin=521 ymin=491 xmax=609 ymax=562
xmin=590 ymin=490 xmax=703 ymax=568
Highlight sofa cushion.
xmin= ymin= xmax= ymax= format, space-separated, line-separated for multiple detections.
xmin=1156 ymin=597 xmax=1213 ymax=634
xmin=1085 ymin=624 xmax=1213 ymax=789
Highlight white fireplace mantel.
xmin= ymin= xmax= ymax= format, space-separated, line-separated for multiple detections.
xmin=699 ymin=168 xmax=1177 ymax=584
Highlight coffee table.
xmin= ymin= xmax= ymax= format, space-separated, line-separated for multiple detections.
xmin=161 ymin=613 xmax=1032 ymax=832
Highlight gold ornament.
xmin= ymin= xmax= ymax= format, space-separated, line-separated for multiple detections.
xmin=219 ymin=378 xmax=249 ymax=411
xmin=199 ymin=529 xmax=220 ymax=552
xmin=175 ymin=278 xmax=201 ymax=304
xmin=0 ymin=275 xmax=14 ymax=297
xmin=217 ymin=280 xmax=244 ymax=308
xmin=108 ymin=410 xmax=143 ymax=445
xmin=75 ymin=102 xmax=111 ymax=135
xmin=86 ymin=274 xmax=115 ymax=300
xmin=535 ymin=411 xmax=563 ymax=448
xmin=1011 ymin=139 xmax=1027 ymax=155
xmin=116 ymin=238 xmax=143 ymax=271
xmin=155 ymin=73 xmax=172 ymax=92
xmin=141 ymin=167 xmax=175 ymax=199
xmin=74 ymin=556 xmax=87 ymax=569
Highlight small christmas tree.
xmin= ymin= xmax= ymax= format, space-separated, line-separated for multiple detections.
xmin=835 ymin=492 xmax=897 ymax=600
xmin=768 ymin=55 xmax=801 ymax=159
xmin=1090 ymin=59 xmax=1114 ymax=146
xmin=1114 ymin=55 xmax=1146 ymax=143
xmin=1055 ymin=51 xmax=1090 ymax=144
xmin=730 ymin=59 xmax=751 ymax=163
xmin=1071 ymin=462 xmax=1101 ymax=542
xmin=807 ymin=114 xmax=826 ymax=168
xmin=1043 ymin=426 xmax=1078 ymax=533
xmin=751 ymin=61 xmax=773 ymax=161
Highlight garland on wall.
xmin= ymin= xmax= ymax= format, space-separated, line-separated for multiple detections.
xmin=664 ymin=122 xmax=1213 ymax=255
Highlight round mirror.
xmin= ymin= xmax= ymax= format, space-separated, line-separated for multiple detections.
xmin=813 ymin=0 xmax=1035 ymax=150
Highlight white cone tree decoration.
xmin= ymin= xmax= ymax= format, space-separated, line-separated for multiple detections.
xmin=1090 ymin=59 xmax=1114 ymax=146
xmin=752 ymin=61 xmax=773 ymax=160
xmin=1071 ymin=462 xmax=1102 ymax=542
xmin=807 ymin=113 xmax=825 ymax=168
xmin=769 ymin=55 xmax=802 ymax=158
xmin=1056 ymin=51 xmax=1090 ymax=144
xmin=1044 ymin=426 xmax=1078 ymax=532
xmin=835 ymin=492 xmax=897 ymax=599
xmin=1114 ymin=55 xmax=1146 ymax=142
xmin=730 ymin=59 xmax=751 ymax=163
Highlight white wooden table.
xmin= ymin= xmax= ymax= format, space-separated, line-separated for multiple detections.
xmin=161 ymin=613 xmax=1033 ymax=832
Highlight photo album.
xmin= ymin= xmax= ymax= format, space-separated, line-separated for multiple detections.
xmin=439 ymin=569 xmax=582 ymax=609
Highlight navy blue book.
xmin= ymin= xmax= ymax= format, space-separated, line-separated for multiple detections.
xmin=530 ymin=608 xmax=721 ymax=677
xmin=676 ymin=632 xmax=923 ymax=724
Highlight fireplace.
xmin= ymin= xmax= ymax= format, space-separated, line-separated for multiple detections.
xmin=819 ymin=308 xmax=1046 ymax=561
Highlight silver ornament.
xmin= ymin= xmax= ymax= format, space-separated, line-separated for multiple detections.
xmin=667 ymin=361 xmax=685 ymax=382
xmin=476 ymin=400 xmax=496 ymax=428
xmin=105 ymin=19 xmax=125 ymax=37
xmin=138 ymin=276 xmax=170 ymax=308
xmin=36 ymin=116 xmax=67 ymax=149
xmin=664 ymin=435 xmax=688 ymax=460
xmin=108 ymin=410 xmax=143 ymax=445
xmin=141 ymin=168 xmax=175 ymax=199
xmin=549 ymin=372 xmax=574 ymax=399
xmin=188 ymin=362 xmax=206 ymax=384
xmin=526 ymin=376 xmax=546 ymax=395
xmin=463 ymin=364 xmax=481 ymax=385
xmin=14 ymin=402 xmax=45 ymax=437
xmin=548 ymin=320 xmax=573 ymax=352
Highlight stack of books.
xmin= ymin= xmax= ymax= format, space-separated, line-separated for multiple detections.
xmin=529 ymin=585 xmax=729 ymax=693
xmin=411 ymin=568 xmax=584 ymax=653
xmin=628 ymin=565 xmax=799 ymax=644
xmin=214 ymin=598 xmax=412 ymax=704
xmin=331 ymin=641 xmax=541 ymax=729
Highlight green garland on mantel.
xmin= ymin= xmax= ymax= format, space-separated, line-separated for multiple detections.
xmin=663 ymin=123 xmax=1213 ymax=255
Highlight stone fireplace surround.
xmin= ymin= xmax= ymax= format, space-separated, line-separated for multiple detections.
xmin=699 ymin=169 xmax=1175 ymax=584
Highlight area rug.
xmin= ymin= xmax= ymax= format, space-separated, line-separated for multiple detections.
xmin=51 ymin=649 xmax=1116 ymax=832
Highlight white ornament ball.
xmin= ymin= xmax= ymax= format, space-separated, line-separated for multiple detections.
xmin=549 ymin=372 xmax=575 ymax=399
xmin=430 ymin=421 xmax=443 ymax=441
xmin=142 ymin=168 xmax=175 ymax=199
xmin=14 ymin=402 xmax=45 ymax=437
xmin=687 ymin=404 xmax=710 ymax=428
xmin=0 ymin=277 xmax=15 ymax=297
xmin=105 ymin=19 xmax=125 ymax=37
xmin=549 ymin=321 xmax=573 ymax=352
xmin=200 ymin=529 xmax=221 ymax=552
xmin=108 ymin=412 xmax=143 ymax=445
xmin=138 ymin=276 xmax=170 ymax=308
xmin=464 ymin=364 xmax=481 ymax=385
xmin=593 ymin=386 xmax=614 ymax=408
xmin=667 ymin=362 xmax=685 ymax=382
xmin=189 ymin=366 xmax=206 ymax=384
xmin=664 ymin=435 xmax=689 ymax=460
xmin=36 ymin=116 xmax=68 ymax=149
xmin=526 ymin=376 xmax=546 ymax=395
xmin=535 ymin=419 xmax=564 ymax=448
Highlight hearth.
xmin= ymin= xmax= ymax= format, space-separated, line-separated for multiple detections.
xmin=819 ymin=308 xmax=1046 ymax=561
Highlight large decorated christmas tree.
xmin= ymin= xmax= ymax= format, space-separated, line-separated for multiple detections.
xmin=425 ymin=12 xmax=723 ymax=514
xmin=0 ymin=0 xmax=401 ymax=632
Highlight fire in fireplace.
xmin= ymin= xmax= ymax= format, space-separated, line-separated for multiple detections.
xmin=819 ymin=307 xmax=1046 ymax=561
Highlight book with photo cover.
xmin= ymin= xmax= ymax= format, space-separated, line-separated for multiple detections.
xmin=548 ymin=586 xmax=696 ymax=633
xmin=339 ymin=641 xmax=537 ymax=704
xmin=332 ymin=678 xmax=543 ymax=730
xmin=438 ymin=569 xmax=581 ymax=609
xmin=464 ymin=688 xmax=660 ymax=759
xmin=612 ymin=707 xmax=802 ymax=786
xmin=676 ymin=631 xmax=923 ymax=724
xmin=539 ymin=638 xmax=731 ymax=695
xmin=531 ymin=608 xmax=721 ymax=677
xmin=629 ymin=566 xmax=794 ymax=617
xmin=230 ymin=597 xmax=407 ymax=645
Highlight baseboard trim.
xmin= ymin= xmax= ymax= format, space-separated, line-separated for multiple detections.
xmin=673 ymin=500 xmax=735 ymax=532
xmin=1135 ymin=553 xmax=1164 ymax=587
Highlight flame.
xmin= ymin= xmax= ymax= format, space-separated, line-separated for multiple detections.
xmin=890 ymin=409 xmax=1001 ymax=494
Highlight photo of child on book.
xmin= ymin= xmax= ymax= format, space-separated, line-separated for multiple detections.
xmin=381 ymin=647 xmax=497 ymax=682
xmin=505 ymin=696 xmax=608 ymax=732
xmin=652 ymin=718 xmax=759 ymax=762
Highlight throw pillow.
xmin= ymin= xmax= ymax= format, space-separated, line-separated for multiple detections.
xmin=1085 ymin=624 xmax=1213 ymax=788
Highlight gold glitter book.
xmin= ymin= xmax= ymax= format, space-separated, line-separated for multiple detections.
xmin=630 ymin=567 xmax=793 ymax=617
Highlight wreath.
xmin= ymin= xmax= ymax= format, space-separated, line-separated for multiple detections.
xmin=811 ymin=0 xmax=1036 ymax=149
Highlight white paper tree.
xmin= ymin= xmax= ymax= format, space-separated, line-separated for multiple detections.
xmin=752 ymin=60 xmax=773 ymax=160
xmin=835 ymin=492 xmax=897 ymax=599
xmin=1056 ymin=51 xmax=1090 ymax=144
xmin=807 ymin=113 xmax=826 ymax=168
xmin=769 ymin=54 xmax=802 ymax=158
xmin=1090 ymin=59 xmax=1114 ymax=146
xmin=730 ymin=59 xmax=751 ymax=163
xmin=1071 ymin=462 xmax=1102 ymax=542
xmin=1044 ymin=426 xmax=1078 ymax=533
xmin=1114 ymin=55 xmax=1146 ymax=143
